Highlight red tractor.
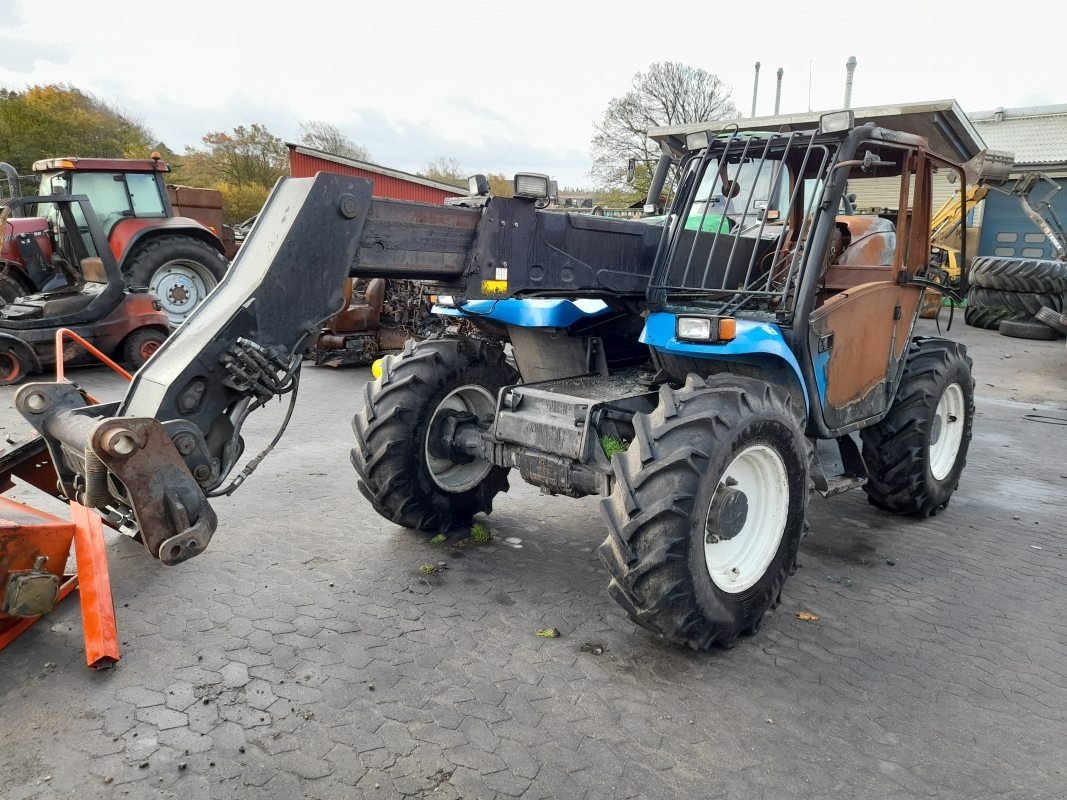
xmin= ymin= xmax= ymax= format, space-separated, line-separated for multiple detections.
xmin=1 ymin=157 xmax=228 ymax=325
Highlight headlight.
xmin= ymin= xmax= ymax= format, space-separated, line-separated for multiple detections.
xmin=468 ymin=174 xmax=490 ymax=196
xmin=675 ymin=316 xmax=737 ymax=343
xmin=685 ymin=131 xmax=710 ymax=151
xmin=514 ymin=172 xmax=550 ymax=199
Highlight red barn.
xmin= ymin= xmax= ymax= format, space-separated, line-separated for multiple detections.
xmin=287 ymin=144 xmax=466 ymax=204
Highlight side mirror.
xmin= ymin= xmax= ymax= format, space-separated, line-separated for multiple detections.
xmin=626 ymin=158 xmax=637 ymax=184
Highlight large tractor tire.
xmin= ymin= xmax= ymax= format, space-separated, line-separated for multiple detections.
xmin=599 ymin=375 xmax=808 ymax=651
xmin=351 ymin=338 xmax=517 ymax=533
xmin=969 ymin=256 xmax=1067 ymax=294
xmin=967 ymin=287 xmax=1064 ymax=318
xmin=963 ymin=301 xmax=1018 ymax=330
xmin=861 ymin=338 xmax=974 ymax=518
xmin=125 ymin=236 xmax=228 ymax=327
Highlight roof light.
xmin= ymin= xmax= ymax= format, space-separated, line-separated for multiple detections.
xmin=676 ymin=315 xmax=737 ymax=343
xmin=685 ymin=131 xmax=710 ymax=151
xmin=468 ymin=174 xmax=490 ymax=196
xmin=819 ymin=110 xmax=855 ymax=134
xmin=514 ymin=172 xmax=550 ymax=199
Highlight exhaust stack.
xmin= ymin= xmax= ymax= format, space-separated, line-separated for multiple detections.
xmin=751 ymin=62 xmax=761 ymax=117
xmin=774 ymin=68 xmax=784 ymax=114
xmin=844 ymin=56 xmax=858 ymax=109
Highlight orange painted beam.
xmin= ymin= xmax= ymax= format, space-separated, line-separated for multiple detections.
xmin=69 ymin=502 xmax=120 ymax=669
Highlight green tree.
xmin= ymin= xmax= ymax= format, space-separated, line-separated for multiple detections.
xmin=195 ymin=123 xmax=287 ymax=187
xmin=298 ymin=120 xmax=369 ymax=161
xmin=591 ymin=62 xmax=737 ymax=197
xmin=0 ymin=84 xmax=154 ymax=174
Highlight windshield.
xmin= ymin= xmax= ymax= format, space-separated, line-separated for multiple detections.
xmin=38 ymin=170 xmax=166 ymax=234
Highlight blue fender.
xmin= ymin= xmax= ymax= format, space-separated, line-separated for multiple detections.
xmin=433 ymin=298 xmax=610 ymax=328
xmin=641 ymin=311 xmax=810 ymax=411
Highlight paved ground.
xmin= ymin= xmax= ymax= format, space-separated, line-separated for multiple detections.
xmin=1 ymin=319 xmax=1065 ymax=800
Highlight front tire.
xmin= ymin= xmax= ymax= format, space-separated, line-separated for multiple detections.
xmin=351 ymin=338 xmax=517 ymax=532
xmin=861 ymin=338 xmax=974 ymax=517
xmin=125 ymin=236 xmax=228 ymax=326
xmin=599 ymin=375 xmax=809 ymax=651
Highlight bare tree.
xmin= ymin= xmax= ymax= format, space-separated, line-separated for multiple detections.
xmin=591 ymin=62 xmax=737 ymax=195
xmin=298 ymin=120 xmax=369 ymax=161
xmin=421 ymin=156 xmax=466 ymax=187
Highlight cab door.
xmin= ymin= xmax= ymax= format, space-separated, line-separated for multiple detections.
xmin=808 ymin=145 xmax=932 ymax=433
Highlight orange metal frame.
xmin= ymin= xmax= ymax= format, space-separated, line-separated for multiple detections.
xmin=0 ymin=328 xmax=129 ymax=667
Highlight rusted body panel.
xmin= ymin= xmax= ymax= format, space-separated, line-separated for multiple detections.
xmin=810 ymin=281 xmax=923 ymax=430
xmin=0 ymin=496 xmax=75 ymax=622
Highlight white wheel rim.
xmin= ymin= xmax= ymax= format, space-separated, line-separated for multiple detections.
xmin=425 ymin=385 xmax=495 ymax=492
xmin=149 ymin=260 xmax=217 ymax=325
xmin=929 ymin=382 xmax=965 ymax=481
xmin=704 ymin=444 xmax=790 ymax=594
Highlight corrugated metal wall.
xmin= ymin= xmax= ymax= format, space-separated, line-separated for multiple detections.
xmin=978 ymin=178 xmax=1067 ymax=259
xmin=289 ymin=151 xmax=462 ymax=204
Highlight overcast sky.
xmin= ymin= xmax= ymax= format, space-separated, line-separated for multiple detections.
xmin=2 ymin=0 xmax=1063 ymax=187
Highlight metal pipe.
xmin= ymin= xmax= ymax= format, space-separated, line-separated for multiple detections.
xmin=844 ymin=56 xmax=858 ymax=109
xmin=774 ymin=68 xmax=784 ymax=115
xmin=751 ymin=62 xmax=761 ymax=117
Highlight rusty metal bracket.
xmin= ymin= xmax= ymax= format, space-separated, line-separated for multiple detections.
xmin=88 ymin=417 xmax=217 ymax=565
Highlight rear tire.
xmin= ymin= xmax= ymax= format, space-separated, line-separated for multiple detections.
xmin=969 ymin=256 xmax=1067 ymax=294
xmin=123 ymin=328 xmax=168 ymax=369
xmin=351 ymin=338 xmax=517 ymax=532
xmin=125 ymin=236 xmax=228 ymax=327
xmin=598 ymin=375 xmax=808 ymax=651
xmin=998 ymin=318 xmax=1059 ymax=340
xmin=0 ymin=341 xmax=30 ymax=386
xmin=861 ymin=338 xmax=974 ymax=517
xmin=0 ymin=267 xmax=32 ymax=306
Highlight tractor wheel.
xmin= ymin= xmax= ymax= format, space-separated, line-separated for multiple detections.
xmin=351 ymin=337 xmax=517 ymax=532
xmin=969 ymin=256 xmax=1067 ymax=294
xmin=963 ymin=302 xmax=1018 ymax=330
xmin=123 ymin=328 xmax=168 ymax=370
xmin=598 ymin=375 xmax=808 ymax=651
xmin=998 ymin=318 xmax=1059 ymax=340
xmin=0 ymin=267 xmax=32 ymax=306
xmin=0 ymin=341 xmax=30 ymax=386
xmin=125 ymin=236 xmax=228 ymax=327
xmin=861 ymin=338 xmax=974 ymax=518
xmin=967 ymin=287 xmax=1064 ymax=318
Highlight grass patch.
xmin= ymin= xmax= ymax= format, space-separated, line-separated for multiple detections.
xmin=600 ymin=434 xmax=630 ymax=458
xmin=429 ymin=534 xmax=447 ymax=546
xmin=417 ymin=563 xmax=439 ymax=576
xmin=470 ymin=522 xmax=491 ymax=543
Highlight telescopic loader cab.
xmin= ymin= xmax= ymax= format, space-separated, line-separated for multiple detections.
xmin=12 ymin=103 xmax=980 ymax=650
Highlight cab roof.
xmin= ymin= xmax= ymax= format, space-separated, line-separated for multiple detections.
xmin=32 ymin=157 xmax=170 ymax=173
xmin=649 ymin=99 xmax=990 ymax=164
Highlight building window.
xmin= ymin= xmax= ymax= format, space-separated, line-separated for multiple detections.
xmin=994 ymin=247 xmax=1016 ymax=256
xmin=996 ymin=232 xmax=1018 ymax=243
xmin=1024 ymin=233 xmax=1046 ymax=243
xmin=1022 ymin=248 xmax=1045 ymax=257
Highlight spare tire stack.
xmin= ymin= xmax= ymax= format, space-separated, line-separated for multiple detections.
xmin=964 ymin=256 xmax=1067 ymax=340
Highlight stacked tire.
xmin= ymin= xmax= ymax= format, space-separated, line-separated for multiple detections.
xmin=965 ymin=256 xmax=1067 ymax=340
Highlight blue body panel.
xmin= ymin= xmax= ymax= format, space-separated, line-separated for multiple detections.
xmin=433 ymin=298 xmax=610 ymax=328
xmin=641 ymin=312 xmax=810 ymax=410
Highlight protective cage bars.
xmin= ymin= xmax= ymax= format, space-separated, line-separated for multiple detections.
xmin=649 ymin=129 xmax=831 ymax=317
